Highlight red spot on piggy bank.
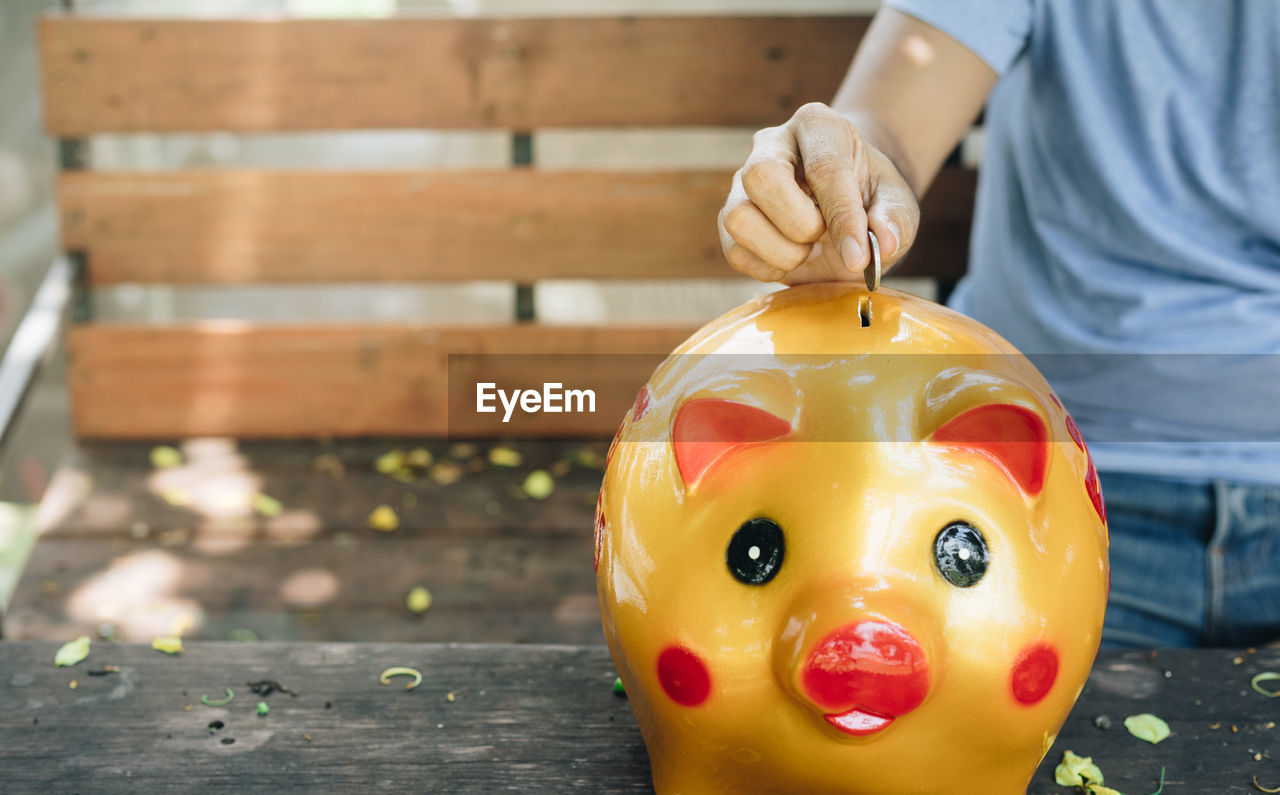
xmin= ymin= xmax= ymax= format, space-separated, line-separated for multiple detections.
xmin=596 ymin=284 xmax=1108 ymax=794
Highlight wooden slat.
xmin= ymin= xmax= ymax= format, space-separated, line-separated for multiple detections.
xmin=0 ymin=642 xmax=652 ymax=792
xmin=8 ymin=537 xmax=603 ymax=644
xmin=2 ymin=643 xmax=1279 ymax=791
xmin=66 ymin=323 xmax=693 ymax=438
xmin=60 ymin=169 xmax=975 ymax=283
xmin=60 ymin=170 xmax=731 ymax=283
xmin=9 ymin=438 xmax=607 ymax=642
xmin=40 ymin=16 xmax=869 ymax=134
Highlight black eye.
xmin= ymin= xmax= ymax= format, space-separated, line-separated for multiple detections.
xmin=727 ymin=518 xmax=785 ymax=586
xmin=933 ymin=521 xmax=989 ymax=587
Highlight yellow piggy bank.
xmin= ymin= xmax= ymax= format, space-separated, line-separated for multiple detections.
xmin=596 ymin=284 xmax=1108 ymax=794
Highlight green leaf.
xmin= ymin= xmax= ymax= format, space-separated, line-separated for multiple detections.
xmin=149 ymin=445 xmax=183 ymax=469
xmin=1055 ymin=750 xmax=1104 ymax=787
xmin=522 ymin=470 xmax=554 ymax=500
xmin=406 ymin=586 xmax=432 ymax=614
xmin=1252 ymin=672 xmax=1280 ymax=697
xmin=151 ymin=636 xmax=184 ymax=655
xmin=251 ymin=493 xmax=283 ymax=518
xmin=54 ymin=636 xmax=91 ymax=667
xmin=1124 ymin=713 xmax=1171 ymax=744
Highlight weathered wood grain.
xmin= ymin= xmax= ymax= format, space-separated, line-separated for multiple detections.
xmin=66 ymin=324 xmax=689 ymax=438
xmin=40 ymin=16 xmax=869 ymax=134
xmin=0 ymin=642 xmax=650 ymax=793
xmin=59 ymin=168 xmax=974 ymax=284
xmin=1 ymin=643 xmax=1278 ymax=792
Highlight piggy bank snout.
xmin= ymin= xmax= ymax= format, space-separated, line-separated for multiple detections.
xmin=799 ymin=620 xmax=930 ymax=731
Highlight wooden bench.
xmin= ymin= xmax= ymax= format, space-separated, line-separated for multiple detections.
xmin=4 ymin=10 xmax=977 ymax=642
xmin=2 ymin=640 xmax=1273 ymax=792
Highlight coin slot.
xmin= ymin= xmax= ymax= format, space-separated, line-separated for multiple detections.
xmin=858 ymin=297 xmax=872 ymax=328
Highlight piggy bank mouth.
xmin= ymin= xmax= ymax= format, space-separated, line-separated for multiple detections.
xmin=823 ymin=706 xmax=896 ymax=737
xmin=800 ymin=620 xmax=930 ymax=739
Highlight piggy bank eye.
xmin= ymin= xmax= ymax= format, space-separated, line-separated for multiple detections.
xmin=727 ymin=518 xmax=785 ymax=586
xmin=933 ymin=522 xmax=988 ymax=588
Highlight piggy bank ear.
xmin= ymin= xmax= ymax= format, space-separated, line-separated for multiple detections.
xmin=930 ymin=403 xmax=1049 ymax=495
xmin=673 ymin=399 xmax=792 ymax=488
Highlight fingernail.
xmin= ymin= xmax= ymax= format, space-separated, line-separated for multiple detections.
xmin=840 ymin=238 xmax=864 ymax=272
xmin=881 ymin=221 xmax=900 ymax=257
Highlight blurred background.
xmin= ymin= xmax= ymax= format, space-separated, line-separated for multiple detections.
xmin=0 ymin=0 xmax=924 ymax=641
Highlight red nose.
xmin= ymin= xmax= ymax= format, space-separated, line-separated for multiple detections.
xmin=800 ymin=620 xmax=929 ymax=720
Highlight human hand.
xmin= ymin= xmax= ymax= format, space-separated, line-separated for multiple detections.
xmin=718 ymin=102 xmax=920 ymax=285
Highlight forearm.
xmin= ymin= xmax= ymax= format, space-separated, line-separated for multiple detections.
xmin=831 ymin=8 xmax=997 ymax=196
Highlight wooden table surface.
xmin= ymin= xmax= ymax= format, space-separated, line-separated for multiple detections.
xmin=4 ymin=642 xmax=1280 ymax=793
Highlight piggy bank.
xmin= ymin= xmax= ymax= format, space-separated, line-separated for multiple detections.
xmin=595 ymin=283 xmax=1108 ymax=794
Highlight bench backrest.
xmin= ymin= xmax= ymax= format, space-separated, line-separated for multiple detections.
xmin=41 ymin=13 xmax=975 ymax=438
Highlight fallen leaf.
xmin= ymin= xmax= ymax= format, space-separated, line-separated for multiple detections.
xmin=1124 ymin=713 xmax=1171 ymax=744
xmin=406 ymin=586 xmax=432 ymax=614
xmin=252 ymin=493 xmax=284 ymax=518
xmin=368 ymin=505 xmax=399 ymax=532
xmin=151 ymin=636 xmax=184 ymax=655
xmin=375 ymin=450 xmax=405 ymax=475
xmin=1055 ymin=750 xmax=1104 ymax=788
xmin=150 ymin=445 xmax=183 ymax=469
xmin=447 ymin=443 xmax=478 ymax=460
xmin=406 ymin=448 xmax=433 ymax=468
xmin=54 ymin=636 xmax=91 ymax=667
xmin=522 ymin=470 xmax=554 ymax=500
xmin=488 ymin=446 xmax=523 ymax=468
xmin=429 ymin=462 xmax=463 ymax=485
xmin=257 ymin=701 xmax=269 ymax=716
xmin=1252 ymin=672 xmax=1280 ymax=697
xmin=68 ymin=679 xmax=78 ymax=690
xmin=566 ymin=448 xmax=604 ymax=470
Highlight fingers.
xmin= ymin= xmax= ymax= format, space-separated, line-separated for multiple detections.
xmin=740 ymin=127 xmax=825 ymax=244
xmin=720 ymin=101 xmax=920 ymax=283
xmin=789 ymin=103 xmax=871 ymax=276
xmin=861 ymin=148 xmax=920 ymax=267
xmin=722 ymin=201 xmax=813 ymax=270
xmin=718 ymin=213 xmax=787 ymax=282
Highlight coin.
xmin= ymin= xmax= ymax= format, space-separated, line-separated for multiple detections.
xmin=864 ymin=230 xmax=881 ymax=292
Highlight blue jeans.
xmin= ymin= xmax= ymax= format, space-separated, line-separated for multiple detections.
xmin=1102 ymin=470 xmax=1280 ymax=648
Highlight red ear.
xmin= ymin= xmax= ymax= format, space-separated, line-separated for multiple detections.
xmin=673 ymin=399 xmax=792 ymax=487
xmin=931 ymin=404 xmax=1049 ymax=495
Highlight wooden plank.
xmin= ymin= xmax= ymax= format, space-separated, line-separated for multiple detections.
xmin=66 ymin=324 xmax=690 ymax=438
xmin=10 ymin=439 xmax=607 ymax=643
xmin=59 ymin=168 xmax=975 ymax=284
xmin=33 ymin=439 xmax=607 ymax=539
xmin=6 ymin=536 xmax=602 ymax=644
xmin=60 ymin=170 xmax=732 ymax=283
xmin=0 ymin=642 xmax=650 ymax=792
xmin=40 ymin=16 xmax=869 ymax=134
xmin=0 ymin=643 xmax=1277 ymax=792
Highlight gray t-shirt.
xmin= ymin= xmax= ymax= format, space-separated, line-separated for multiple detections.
xmin=886 ymin=0 xmax=1280 ymax=483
